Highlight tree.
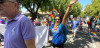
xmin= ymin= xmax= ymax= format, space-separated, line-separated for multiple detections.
xmin=40 ymin=0 xmax=69 ymax=16
xmin=43 ymin=0 xmax=82 ymax=18
xmin=84 ymin=0 xmax=100 ymax=17
xmin=69 ymin=2 xmax=82 ymax=17
xmin=79 ymin=11 xmax=85 ymax=17
xmin=18 ymin=0 xmax=82 ymax=20
xmin=52 ymin=0 xmax=69 ymax=17
xmin=18 ymin=0 xmax=52 ymax=20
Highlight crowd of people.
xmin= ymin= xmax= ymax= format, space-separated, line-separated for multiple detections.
xmin=30 ymin=15 xmax=100 ymax=48
xmin=0 ymin=0 xmax=100 ymax=48
xmin=33 ymin=16 xmax=50 ymax=26
xmin=87 ymin=17 xmax=100 ymax=33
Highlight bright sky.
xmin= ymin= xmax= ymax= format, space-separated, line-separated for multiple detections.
xmin=78 ymin=0 xmax=92 ymax=11
xmin=21 ymin=0 xmax=92 ymax=12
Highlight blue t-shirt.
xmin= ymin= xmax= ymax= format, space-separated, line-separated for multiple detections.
xmin=71 ymin=20 xmax=79 ymax=28
xmin=97 ymin=20 xmax=100 ymax=24
xmin=50 ymin=23 xmax=67 ymax=45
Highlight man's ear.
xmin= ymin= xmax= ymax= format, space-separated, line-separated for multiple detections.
xmin=14 ymin=2 xmax=18 ymax=9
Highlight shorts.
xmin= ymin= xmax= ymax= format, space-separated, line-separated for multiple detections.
xmin=72 ymin=28 xmax=77 ymax=33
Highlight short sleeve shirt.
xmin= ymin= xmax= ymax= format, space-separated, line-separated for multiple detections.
xmin=50 ymin=23 xmax=67 ymax=45
xmin=97 ymin=20 xmax=100 ymax=24
xmin=4 ymin=13 xmax=35 ymax=48
xmin=71 ymin=20 xmax=79 ymax=28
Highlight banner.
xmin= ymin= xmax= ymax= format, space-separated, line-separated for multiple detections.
xmin=35 ymin=26 xmax=49 ymax=48
xmin=0 ymin=24 xmax=6 ymax=35
xmin=0 ymin=24 xmax=49 ymax=48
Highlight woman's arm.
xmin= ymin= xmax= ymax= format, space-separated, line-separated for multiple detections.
xmin=62 ymin=0 xmax=78 ymax=26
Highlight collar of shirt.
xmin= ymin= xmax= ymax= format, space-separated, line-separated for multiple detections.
xmin=6 ymin=12 xmax=21 ymax=25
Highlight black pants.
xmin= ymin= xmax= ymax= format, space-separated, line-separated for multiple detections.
xmin=0 ymin=39 xmax=1 ymax=42
xmin=53 ymin=44 xmax=64 ymax=48
xmin=0 ymin=33 xmax=3 ymax=42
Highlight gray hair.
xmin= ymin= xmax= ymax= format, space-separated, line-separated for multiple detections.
xmin=8 ymin=0 xmax=17 ymax=2
xmin=8 ymin=0 xmax=19 ymax=9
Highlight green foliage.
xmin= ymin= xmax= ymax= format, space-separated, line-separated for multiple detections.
xmin=18 ymin=0 xmax=82 ymax=19
xmin=79 ymin=11 xmax=85 ymax=17
xmin=84 ymin=0 xmax=100 ymax=17
xmin=52 ymin=0 xmax=69 ymax=17
xmin=41 ymin=0 xmax=82 ymax=18
xmin=18 ymin=0 xmax=52 ymax=20
xmin=69 ymin=2 xmax=82 ymax=17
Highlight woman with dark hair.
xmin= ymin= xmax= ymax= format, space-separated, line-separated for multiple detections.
xmin=50 ymin=0 xmax=78 ymax=48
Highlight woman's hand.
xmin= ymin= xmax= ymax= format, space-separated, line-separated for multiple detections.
xmin=70 ymin=0 xmax=78 ymax=5
xmin=62 ymin=0 xmax=78 ymax=26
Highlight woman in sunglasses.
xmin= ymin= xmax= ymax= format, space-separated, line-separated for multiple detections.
xmin=50 ymin=0 xmax=78 ymax=48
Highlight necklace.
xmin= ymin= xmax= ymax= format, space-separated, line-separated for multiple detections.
xmin=53 ymin=25 xmax=59 ymax=32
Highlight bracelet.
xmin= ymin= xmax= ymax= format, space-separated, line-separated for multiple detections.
xmin=68 ymin=4 xmax=71 ymax=7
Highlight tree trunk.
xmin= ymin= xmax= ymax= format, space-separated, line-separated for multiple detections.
xmin=31 ymin=12 xmax=37 ymax=21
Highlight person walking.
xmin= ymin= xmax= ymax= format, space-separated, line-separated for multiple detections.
xmin=70 ymin=17 xmax=79 ymax=39
xmin=0 ymin=0 xmax=36 ymax=48
xmin=50 ymin=0 xmax=78 ymax=48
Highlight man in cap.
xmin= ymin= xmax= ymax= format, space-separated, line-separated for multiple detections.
xmin=0 ymin=0 xmax=36 ymax=48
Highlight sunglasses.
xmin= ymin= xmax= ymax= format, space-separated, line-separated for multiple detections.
xmin=54 ymin=19 xmax=60 ymax=20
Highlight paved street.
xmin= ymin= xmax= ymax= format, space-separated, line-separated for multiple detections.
xmin=0 ymin=24 xmax=100 ymax=48
xmin=43 ymin=24 xmax=100 ymax=48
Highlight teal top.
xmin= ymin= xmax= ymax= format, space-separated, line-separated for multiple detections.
xmin=50 ymin=23 xmax=67 ymax=45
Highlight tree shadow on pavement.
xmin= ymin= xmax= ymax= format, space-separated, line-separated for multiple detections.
xmin=43 ymin=27 xmax=100 ymax=48
xmin=64 ymin=29 xmax=100 ymax=48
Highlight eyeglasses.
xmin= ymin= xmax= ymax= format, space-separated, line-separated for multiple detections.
xmin=54 ymin=19 xmax=60 ymax=20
